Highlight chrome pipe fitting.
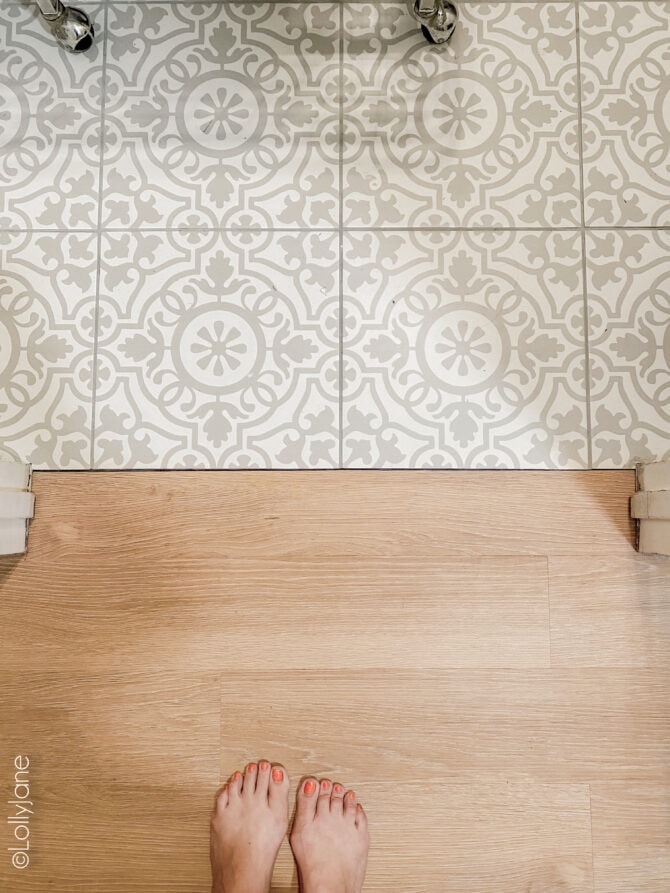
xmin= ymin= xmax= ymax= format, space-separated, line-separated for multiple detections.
xmin=35 ymin=0 xmax=95 ymax=53
xmin=411 ymin=0 xmax=458 ymax=46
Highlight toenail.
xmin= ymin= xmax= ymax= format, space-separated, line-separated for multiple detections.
xmin=333 ymin=784 xmax=343 ymax=794
xmin=346 ymin=791 xmax=356 ymax=799
xmin=304 ymin=780 xmax=316 ymax=795
xmin=247 ymin=763 xmax=257 ymax=772
xmin=272 ymin=768 xmax=284 ymax=783
xmin=233 ymin=771 xmax=241 ymax=781
xmin=259 ymin=761 xmax=269 ymax=770
xmin=320 ymin=780 xmax=331 ymax=791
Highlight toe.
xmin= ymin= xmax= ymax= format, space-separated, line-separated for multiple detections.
xmin=316 ymin=778 xmax=333 ymax=816
xmin=330 ymin=782 xmax=345 ymax=814
xmin=344 ymin=789 xmax=357 ymax=822
xmin=355 ymin=803 xmax=368 ymax=832
xmin=213 ymin=782 xmax=229 ymax=812
xmin=256 ymin=760 xmax=271 ymax=798
xmin=294 ymin=777 xmax=319 ymax=823
xmin=242 ymin=762 xmax=258 ymax=796
xmin=228 ymin=770 xmax=242 ymax=798
xmin=268 ymin=763 xmax=289 ymax=807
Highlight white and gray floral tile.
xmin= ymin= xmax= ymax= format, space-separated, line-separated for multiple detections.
xmin=342 ymin=229 xmax=588 ymax=468
xmin=342 ymin=2 xmax=581 ymax=229
xmin=0 ymin=3 xmax=105 ymax=232
xmin=580 ymin=1 xmax=670 ymax=227
xmin=93 ymin=229 xmax=339 ymax=468
xmin=0 ymin=1 xmax=668 ymax=470
xmin=588 ymin=229 xmax=670 ymax=467
xmin=0 ymin=231 xmax=96 ymax=467
xmin=102 ymin=2 xmax=341 ymax=230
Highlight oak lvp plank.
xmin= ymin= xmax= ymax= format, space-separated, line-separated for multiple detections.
xmin=219 ymin=669 xmax=670 ymax=786
xmin=591 ymin=783 xmax=670 ymax=893
xmin=21 ymin=470 xmax=635 ymax=563
xmin=2 ymin=780 xmax=213 ymax=892
xmin=550 ymin=554 xmax=670 ymax=666
xmin=0 ymin=671 xmax=221 ymax=786
xmin=0 ymin=558 xmax=550 ymax=673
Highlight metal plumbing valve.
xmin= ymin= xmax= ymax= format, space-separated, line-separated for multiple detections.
xmin=35 ymin=0 xmax=95 ymax=53
xmin=411 ymin=0 xmax=458 ymax=45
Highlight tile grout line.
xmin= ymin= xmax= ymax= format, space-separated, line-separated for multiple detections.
xmin=89 ymin=2 xmax=109 ymax=472
xmin=338 ymin=2 xmax=344 ymax=470
xmin=2 ymin=226 xmax=668 ymax=234
xmin=575 ymin=0 xmax=593 ymax=469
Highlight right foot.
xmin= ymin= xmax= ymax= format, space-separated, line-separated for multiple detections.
xmin=289 ymin=776 xmax=370 ymax=893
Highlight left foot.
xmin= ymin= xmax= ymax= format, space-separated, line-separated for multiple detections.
xmin=210 ymin=760 xmax=289 ymax=893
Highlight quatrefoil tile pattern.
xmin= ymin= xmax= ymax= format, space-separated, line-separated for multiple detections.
xmin=342 ymin=2 xmax=581 ymax=229
xmin=342 ymin=230 xmax=589 ymax=468
xmin=92 ymin=229 xmax=340 ymax=468
xmin=0 ymin=3 xmax=105 ymax=231
xmin=0 ymin=1 xmax=668 ymax=470
xmin=580 ymin=2 xmax=670 ymax=226
xmin=101 ymin=2 xmax=341 ymax=230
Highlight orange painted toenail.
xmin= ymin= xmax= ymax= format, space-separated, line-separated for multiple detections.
xmin=346 ymin=791 xmax=356 ymax=799
xmin=247 ymin=763 xmax=257 ymax=772
xmin=321 ymin=780 xmax=331 ymax=791
xmin=333 ymin=784 xmax=343 ymax=794
xmin=259 ymin=761 xmax=269 ymax=770
xmin=233 ymin=771 xmax=241 ymax=781
xmin=272 ymin=768 xmax=284 ymax=783
xmin=304 ymin=780 xmax=316 ymax=795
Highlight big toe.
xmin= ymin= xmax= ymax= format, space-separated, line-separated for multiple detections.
xmin=294 ymin=777 xmax=319 ymax=824
xmin=268 ymin=763 xmax=289 ymax=808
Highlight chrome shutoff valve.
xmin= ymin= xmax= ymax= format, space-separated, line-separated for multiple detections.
xmin=412 ymin=0 xmax=458 ymax=45
xmin=35 ymin=0 xmax=95 ymax=53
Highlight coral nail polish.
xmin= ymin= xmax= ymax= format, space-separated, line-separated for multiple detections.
xmin=272 ymin=768 xmax=284 ymax=783
xmin=304 ymin=780 xmax=316 ymax=795
xmin=247 ymin=763 xmax=257 ymax=772
xmin=333 ymin=784 xmax=343 ymax=794
xmin=259 ymin=761 xmax=269 ymax=771
xmin=321 ymin=780 xmax=331 ymax=791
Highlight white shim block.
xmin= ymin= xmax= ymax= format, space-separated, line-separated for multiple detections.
xmin=0 ymin=491 xmax=35 ymax=519
xmin=0 ymin=459 xmax=31 ymax=489
xmin=638 ymin=520 xmax=670 ymax=557
xmin=636 ymin=460 xmax=670 ymax=492
xmin=631 ymin=490 xmax=670 ymax=520
xmin=0 ymin=459 xmax=34 ymax=556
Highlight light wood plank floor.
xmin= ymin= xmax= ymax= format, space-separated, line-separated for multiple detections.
xmin=1 ymin=471 xmax=669 ymax=892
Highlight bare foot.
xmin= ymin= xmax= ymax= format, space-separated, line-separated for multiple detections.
xmin=210 ymin=760 xmax=289 ymax=893
xmin=289 ymin=776 xmax=370 ymax=893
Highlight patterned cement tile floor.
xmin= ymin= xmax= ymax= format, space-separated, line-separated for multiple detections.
xmin=0 ymin=1 xmax=668 ymax=470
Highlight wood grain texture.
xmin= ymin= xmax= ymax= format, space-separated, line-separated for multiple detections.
xmin=0 ymin=558 xmax=550 ymax=672
xmin=0 ymin=470 xmax=668 ymax=893
xmin=550 ymin=553 xmax=670 ymax=666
